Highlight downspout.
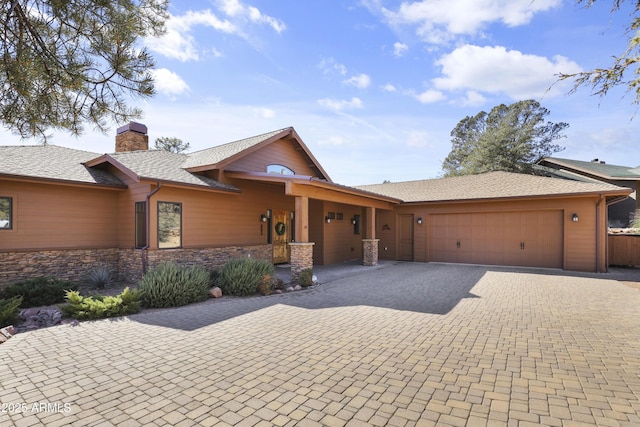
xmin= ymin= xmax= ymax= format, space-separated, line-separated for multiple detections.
xmin=141 ymin=182 xmax=162 ymax=274
xmin=595 ymin=194 xmax=604 ymax=273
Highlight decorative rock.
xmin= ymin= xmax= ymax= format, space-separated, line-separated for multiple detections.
xmin=285 ymin=286 xmax=294 ymax=292
xmin=294 ymin=285 xmax=302 ymax=291
xmin=0 ymin=334 xmax=7 ymax=344
xmin=0 ymin=327 xmax=13 ymax=339
xmin=274 ymin=290 xmax=283 ymax=294
xmin=16 ymin=308 xmax=63 ymax=332
xmin=5 ymin=325 xmax=16 ymax=335
xmin=209 ymin=287 xmax=223 ymax=298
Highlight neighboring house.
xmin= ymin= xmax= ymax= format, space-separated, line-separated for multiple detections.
xmin=536 ymin=157 xmax=640 ymax=227
xmin=0 ymin=124 xmax=632 ymax=286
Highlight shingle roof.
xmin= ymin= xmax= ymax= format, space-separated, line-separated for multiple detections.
xmin=355 ymin=171 xmax=630 ymax=203
xmin=541 ymin=157 xmax=640 ymax=179
xmin=0 ymin=145 xmax=125 ymax=187
xmin=184 ymin=128 xmax=290 ymax=169
xmin=108 ymin=150 xmax=238 ymax=191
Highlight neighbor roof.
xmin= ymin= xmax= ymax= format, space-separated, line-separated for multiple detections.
xmin=0 ymin=145 xmax=125 ymax=187
xmin=356 ymin=171 xmax=631 ymax=203
xmin=539 ymin=157 xmax=640 ymax=180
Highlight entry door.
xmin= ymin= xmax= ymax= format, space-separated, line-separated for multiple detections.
xmin=272 ymin=210 xmax=290 ymax=264
xmin=398 ymin=214 xmax=414 ymax=261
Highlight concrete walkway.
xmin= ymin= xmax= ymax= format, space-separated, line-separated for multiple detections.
xmin=2 ymin=263 xmax=640 ymax=426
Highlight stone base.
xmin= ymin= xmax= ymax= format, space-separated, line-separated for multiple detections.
xmin=289 ymin=242 xmax=315 ymax=282
xmin=362 ymin=239 xmax=380 ymax=266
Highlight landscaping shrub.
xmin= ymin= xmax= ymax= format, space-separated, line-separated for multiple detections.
xmin=60 ymin=288 xmax=140 ymax=320
xmin=137 ymin=262 xmax=210 ymax=308
xmin=218 ymin=258 xmax=275 ymax=296
xmin=0 ymin=277 xmax=78 ymax=308
xmin=0 ymin=296 xmax=22 ymax=326
xmin=86 ymin=266 xmax=113 ymax=289
xmin=257 ymin=274 xmax=274 ymax=296
xmin=298 ymin=268 xmax=314 ymax=287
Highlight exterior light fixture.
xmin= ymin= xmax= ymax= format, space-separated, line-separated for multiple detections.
xmin=351 ymin=217 xmax=357 ymax=225
xmin=417 ymin=217 xmax=423 ymax=225
xmin=572 ymin=213 xmax=579 ymax=222
xmin=260 ymin=214 xmax=268 ymax=222
xmin=325 ymin=216 xmax=331 ymax=224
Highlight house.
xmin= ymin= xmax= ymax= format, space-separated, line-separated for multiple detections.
xmin=536 ymin=157 xmax=640 ymax=227
xmin=0 ymin=124 xmax=632 ymax=286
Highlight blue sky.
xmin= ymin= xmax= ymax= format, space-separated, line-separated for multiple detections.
xmin=2 ymin=0 xmax=639 ymax=185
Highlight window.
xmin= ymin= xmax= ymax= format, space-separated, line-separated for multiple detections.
xmin=135 ymin=202 xmax=147 ymax=248
xmin=267 ymin=164 xmax=295 ymax=175
xmin=353 ymin=215 xmax=361 ymax=235
xmin=266 ymin=209 xmax=273 ymax=244
xmin=0 ymin=197 xmax=12 ymax=229
xmin=158 ymin=202 xmax=182 ymax=249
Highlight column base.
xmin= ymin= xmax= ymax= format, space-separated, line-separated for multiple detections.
xmin=362 ymin=239 xmax=380 ymax=266
xmin=288 ymin=242 xmax=315 ymax=281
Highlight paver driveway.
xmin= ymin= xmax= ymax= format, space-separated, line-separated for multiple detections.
xmin=2 ymin=262 xmax=640 ymax=426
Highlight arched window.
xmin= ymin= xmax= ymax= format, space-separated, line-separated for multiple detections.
xmin=267 ymin=164 xmax=295 ymax=175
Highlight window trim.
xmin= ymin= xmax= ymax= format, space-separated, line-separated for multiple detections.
xmin=157 ymin=201 xmax=183 ymax=249
xmin=0 ymin=196 xmax=13 ymax=230
xmin=134 ymin=201 xmax=147 ymax=249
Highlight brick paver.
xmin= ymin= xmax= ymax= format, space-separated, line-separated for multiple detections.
xmin=2 ymin=263 xmax=640 ymax=426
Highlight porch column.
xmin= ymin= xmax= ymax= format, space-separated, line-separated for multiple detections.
xmin=363 ymin=207 xmax=379 ymax=266
xmin=291 ymin=196 xmax=313 ymax=280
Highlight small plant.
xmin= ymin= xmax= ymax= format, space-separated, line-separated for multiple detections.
xmin=137 ymin=262 xmax=210 ymax=308
xmin=209 ymin=269 xmax=221 ymax=287
xmin=60 ymin=288 xmax=141 ymax=320
xmin=257 ymin=274 xmax=274 ymax=296
xmin=86 ymin=267 xmax=113 ymax=289
xmin=0 ymin=296 xmax=22 ymax=326
xmin=298 ymin=268 xmax=314 ymax=287
xmin=0 ymin=277 xmax=78 ymax=308
xmin=218 ymin=258 xmax=276 ymax=296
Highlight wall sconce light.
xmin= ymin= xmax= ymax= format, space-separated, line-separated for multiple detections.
xmin=260 ymin=214 xmax=268 ymax=222
xmin=572 ymin=213 xmax=579 ymax=222
xmin=351 ymin=217 xmax=357 ymax=225
xmin=417 ymin=217 xmax=423 ymax=225
xmin=325 ymin=216 xmax=331 ymax=224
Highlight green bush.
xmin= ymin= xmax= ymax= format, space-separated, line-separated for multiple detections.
xmin=86 ymin=267 xmax=113 ymax=289
xmin=0 ymin=277 xmax=78 ymax=308
xmin=60 ymin=288 xmax=141 ymax=320
xmin=257 ymin=274 xmax=274 ymax=296
xmin=218 ymin=258 xmax=275 ymax=296
xmin=137 ymin=262 xmax=210 ymax=308
xmin=0 ymin=296 xmax=22 ymax=326
xmin=298 ymin=268 xmax=314 ymax=287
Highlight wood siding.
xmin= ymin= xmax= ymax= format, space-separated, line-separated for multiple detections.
xmin=320 ymin=202 xmax=364 ymax=265
xmin=0 ymin=180 xmax=120 ymax=250
xmin=609 ymin=234 xmax=640 ymax=267
xmin=227 ymin=138 xmax=320 ymax=177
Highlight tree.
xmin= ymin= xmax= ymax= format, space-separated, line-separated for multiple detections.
xmin=0 ymin=0 xmax=168 ymax=140
xmin=155 ymin=136 xmax=190 ymax=153
xmin=442 ymin=100 xmax=568 ymax=177
xmin=559 ymin=0 xmax=640 ymax=104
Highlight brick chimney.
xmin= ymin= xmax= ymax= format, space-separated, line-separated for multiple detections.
xmin=115 ymin=122 xmax=149 ymax=152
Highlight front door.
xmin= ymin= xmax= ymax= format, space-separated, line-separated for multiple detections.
xmin=398 ymin=214 xmax=414 ymax=261
xmin=272 ymin=210 xmax=290 ymax=264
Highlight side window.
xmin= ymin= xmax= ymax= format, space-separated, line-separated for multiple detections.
xmin=0 ymin=197 xmax=12 ymax=229
xmin=267 ymin=164 xmax=295 ymax=175
xmin=353 ymin=215 xmax=361 ymax=235
xmin=158 ymin=202 xmax=182 ymax=249
xmin=135 ymin=202 xmax=147 ymax=248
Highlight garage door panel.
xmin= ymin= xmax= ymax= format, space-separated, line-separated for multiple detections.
xmin=429 ymin=211 xmax=563 ymax=269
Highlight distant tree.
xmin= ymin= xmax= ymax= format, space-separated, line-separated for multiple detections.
xmin=442 ymin=100 xmax=567 ymax=177
xmin=559 ymin=0 xmax=640 ymax=105
xmin=0 ymin=0 xmax=168 ymax=141
xmin=155 ymin=137 xmax=190 ymax=153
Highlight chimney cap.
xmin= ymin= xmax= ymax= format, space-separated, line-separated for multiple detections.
xmin=117 ymin=122 xmax=147 ymax=135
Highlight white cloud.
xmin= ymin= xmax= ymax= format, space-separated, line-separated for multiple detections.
xmin=318 ymin=58 xmax=348 ymax=76
xmin=414 ymin=89 xmax=446 ymax=104
xmin=318 ymin=97 xmax=364 ymax=111
xmin=217 ymin=0 xmax=286 ymax=33
xmin=382 ymin=0 xmax=561 ymax=44
xmin=344 ymin=73 xmax=372 ymax=89
xmin=406 ymin=131 xmax=432 ymax=148
xmin=151 ymin=68 xmax=190 ymax=97
xmin=460 ymin=90 xmax=487 ymax=107
xmin=319 ymin=135 xmax=348 ymax=146
xmin=432 ymin=44 xmax=582 ymax=100
xmin=382 ymin=83 xmax=397 ymax=92
xmin=393 ymin=42 xmax=409 ymax=57
xmin=258 ymin=108 xmax=276 ymax=119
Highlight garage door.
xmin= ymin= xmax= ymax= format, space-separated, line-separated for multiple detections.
xmin=429 ymin=211 xmax=563 ymax=268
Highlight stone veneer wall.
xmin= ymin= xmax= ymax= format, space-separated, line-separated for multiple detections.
xmin=362 ymin=239 xmax=379 ymax=266
xmin=0 ymin=249 xmax=120 ymax=288
xmin=0 ymin=245 xmax=272 ymax=288
xmin=289 ymin=242 xmax=314 ymax=281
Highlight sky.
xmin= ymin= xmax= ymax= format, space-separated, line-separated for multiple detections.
xmin=2 ymin=0 xmax=639 ymax=186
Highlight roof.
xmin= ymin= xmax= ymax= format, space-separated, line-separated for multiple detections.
xmin=539 ymin=157 xmax=640 ymax=180
xmin=355 ymin=171 xmax=631 ymax=203
xmin=0 ymin=145 xmax=125 ymax=187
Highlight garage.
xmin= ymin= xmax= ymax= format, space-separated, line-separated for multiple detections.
xmin=429 ymin=210 xmax=564 ymax=268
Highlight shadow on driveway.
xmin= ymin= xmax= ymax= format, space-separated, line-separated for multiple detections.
xmin=131 ymin=262 xmax=485 ymax=331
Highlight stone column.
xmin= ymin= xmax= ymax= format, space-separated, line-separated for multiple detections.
xmin=362 ymin=239 xmax=379 ymax=266
xmin=289 ymin=242 xmax=314 ymax=281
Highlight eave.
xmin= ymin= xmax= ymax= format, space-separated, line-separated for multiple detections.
xmin=0 ymin=173 xmax=127 ymax=191
xmin=539 ymin=158 xmax=640 ymax=181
